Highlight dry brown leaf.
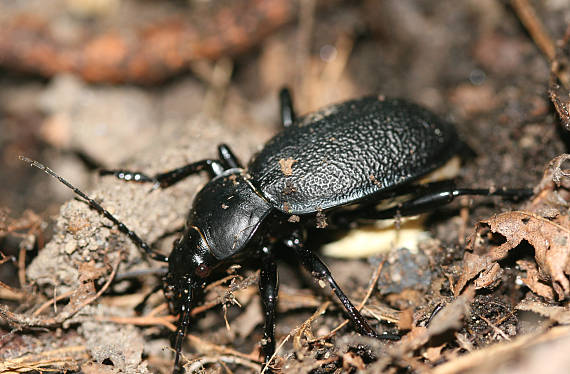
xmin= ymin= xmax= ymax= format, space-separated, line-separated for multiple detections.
xmin=454 ymin=252 xmax=495 ymax=297
xmin=390 ymin=287 xmax=475 ymax=357
xmin=516 ymin=297 xmax=570 ymax=324
xmin=517 ymin=260 xmax=555 ymax=300
xmin=529 ymin=154 xmax=570 ymax=211
xmin=423 ymin=344 xmax=445 ymax=363
xmin=397 ymin=308 xmax=414 ymax=331
xmin=458 ymin=211 xmax=570 ymax=300
xmin=342 ymin=351 xmax=366 ymax=371
xmin=430 ymin=325 xmax=570 ymax=374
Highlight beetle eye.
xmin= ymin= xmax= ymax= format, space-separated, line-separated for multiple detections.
xmin=195 ymin=263 xmax=210 ymax=278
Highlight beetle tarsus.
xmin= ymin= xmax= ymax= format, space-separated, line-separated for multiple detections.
xmin=99 ymin=169 xmax=157 ymax=183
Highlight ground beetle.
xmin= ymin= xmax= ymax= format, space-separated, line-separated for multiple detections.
xmin=22 ymin=89 xmax=533 ymax=373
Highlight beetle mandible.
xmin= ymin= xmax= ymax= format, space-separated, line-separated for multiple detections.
xmin=23 ymin=88 xmax=532 ymax=373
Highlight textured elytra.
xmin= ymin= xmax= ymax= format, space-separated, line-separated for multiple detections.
xmin=248 ymin=97 xmax=459 ymax=214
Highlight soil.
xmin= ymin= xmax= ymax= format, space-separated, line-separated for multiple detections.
xmin=1 ymin=1 xmax=570 ymax=374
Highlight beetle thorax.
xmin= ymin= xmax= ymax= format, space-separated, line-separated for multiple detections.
xmin=188 ymin=171 xmax=273 ymax=260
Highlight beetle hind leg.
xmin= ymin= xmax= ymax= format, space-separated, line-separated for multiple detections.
xmin=284 ymin=231 xmax=399 ymax=341
xmin=334 ymin=180 xmax=534 ymax=223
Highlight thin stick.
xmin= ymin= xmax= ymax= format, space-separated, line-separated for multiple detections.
xmin=184 ymin=355 xmax=261 ymax=373
xmin=97 ymin=314 xmax=177 ymax=331
xmin=73 ymin=256 xmax=122 ymax=313
xmin=0 ymin=256 xmax=121 ymax=328
xmin=18 ymin=246 xmax=27 ymax=288
xmin=32 ymin=290 xmax=75 ymax=317
xmin=510 ymin=0 xmax=555 ymax=61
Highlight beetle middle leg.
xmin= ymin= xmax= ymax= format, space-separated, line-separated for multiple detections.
xmin=284 ymin=230 xmax=399 ymax=340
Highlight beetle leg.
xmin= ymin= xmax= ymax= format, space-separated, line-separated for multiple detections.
xmin=335 ymin=180 xmax=534 ymax=222
xmin=217 ymin=144 xmax=243 ymax=169
xmin=100 ymin=159 xmax=226 ymax=189
xmin=279 ymin=87 xmax=296 ymax=127
xmin=172 ymin=300 xmax=193 ymax=374
xmin=259 ymin=246 xmax=279 ymax=368
xmin=284 ymin=232 xmax=399 ymax=340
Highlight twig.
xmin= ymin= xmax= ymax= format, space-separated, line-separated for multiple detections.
xmin=0 ymin=252 xmax=12 ymax=265
xmin=510 ymin=0 xmax=556 ymax=61
xmin=0 ymin=345 xmax=89 ymax=373
xmin=184 ymin=355 xmax=261 ymax=373
xmin=148 ymin=302 xmax=169 ymax=317
xmin=1 ymin=256 xmax=121 ymax=328
xmin=0 ymin=280 xmax=27 ymax=300
xmin=205 ymin=274 xmax=242 ymax=291
xmin=32 ymin=290 xmax=75 ymax=317
xmin=18 ymin=246 xmax=27 ymax=288
xmin=473 ymin=312 xmax=511 ymax=341
xmin=96 ymin=314 xmax=177 ymax=332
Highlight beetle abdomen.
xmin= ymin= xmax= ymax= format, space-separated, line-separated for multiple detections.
xmin=248 ymin=96 xmax=459 ymax=214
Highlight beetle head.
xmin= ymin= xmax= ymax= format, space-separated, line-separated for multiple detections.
xmin=163 ymin=225 xmax=219 ymax=371
xmin=164 ymin=225 xmax=218 ymax=312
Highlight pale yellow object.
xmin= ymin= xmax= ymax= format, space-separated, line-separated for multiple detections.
xmin=322 ymin=216 xmax=429 ymax=258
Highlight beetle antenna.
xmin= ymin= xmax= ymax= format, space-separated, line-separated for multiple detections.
xmin=19 ymin=156 xmax=168 ymax=263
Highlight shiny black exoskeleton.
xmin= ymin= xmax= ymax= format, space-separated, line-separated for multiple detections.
xmin=24 ymin=89 xmax=533 ymax=373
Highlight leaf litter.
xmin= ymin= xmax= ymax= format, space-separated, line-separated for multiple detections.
xmin=456 ymin=154 xmax=570 ymax=301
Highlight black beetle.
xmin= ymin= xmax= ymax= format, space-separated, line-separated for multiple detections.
xmin=22 ymin=89 xmax=532 ymax=373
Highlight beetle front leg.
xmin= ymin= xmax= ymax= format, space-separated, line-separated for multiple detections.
xmin=172 ymin=295 xmax=193 ymax=374
xmin=100 ymin=159 xmax=226 ymax=189
xmin=284 ymin=231 xmax=399 ymax=340
xmin=259 ymin=246 xmax=279 ymax=368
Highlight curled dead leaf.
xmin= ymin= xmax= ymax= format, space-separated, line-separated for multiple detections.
xmin=458 ymin=211 xmax=570 ymax=300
